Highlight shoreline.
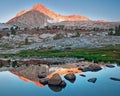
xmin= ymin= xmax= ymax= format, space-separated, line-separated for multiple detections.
xmin=0 ymin=61 xmax=117 ymax=87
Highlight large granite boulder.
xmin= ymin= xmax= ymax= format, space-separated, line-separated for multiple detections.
xmin=48 ymin=73 xmax=62 ymax=86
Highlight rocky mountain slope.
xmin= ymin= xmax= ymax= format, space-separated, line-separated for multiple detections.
xmin=50 ymin=21 xmax=120 ymax=29
xmin=0 ymin=23 xmax=12 ymax=30
xmin=7 ymin=4 xmax=120 ymax=29
xmin=7 ymin=10 xmax=52 ymax=28
xmin=8 ymin=4 xmax=90 ymax=23
xmin=7 ymin=4 xmax=90 ymax=28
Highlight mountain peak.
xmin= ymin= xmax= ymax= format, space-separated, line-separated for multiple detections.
xmin=32 ymin=4 xmax=47 ymax=10
xmin=30 ymin=4 xmax=90 ymax=21
xmin=16 ymin=10 xmax=28 ymax=17
xmin=7 ymin=3 xmax=92 ymax=26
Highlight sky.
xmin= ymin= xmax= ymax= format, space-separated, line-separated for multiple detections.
xmin=0 ymin=0 xmax=120 ymax=23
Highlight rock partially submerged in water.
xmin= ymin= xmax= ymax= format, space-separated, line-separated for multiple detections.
xmin=110 ymin=77 xmax=120 ymax=81
xmin=48 ymin=73 xmax=62 ymax=86
xmin=106 ymin=64 xmax=115 ymax=68
xmin=88 ymin=78 xmax=97 ymax=83
xmin=78 ymin=64 xmax=102 ymax=72
xmin=80 ymin=74 xmax=86 ymax=77
xmin=64 ymin=73 xmax=76 ymax=81
xmin=47 ymin=73 xmax=66 ymax=90
xmin=39 ymin=78 xmax=49 ymax=85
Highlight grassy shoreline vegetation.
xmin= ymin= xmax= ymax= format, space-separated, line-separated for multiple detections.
xmin=1 ymin=45 xmax=120 ymax=64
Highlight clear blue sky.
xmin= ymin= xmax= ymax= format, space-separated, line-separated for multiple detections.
xmin=0 ymin=0 xmax=120 ymax=22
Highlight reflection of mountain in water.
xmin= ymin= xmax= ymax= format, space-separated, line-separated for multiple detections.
xmin=9 ymin=64 xmax=81 ymax=89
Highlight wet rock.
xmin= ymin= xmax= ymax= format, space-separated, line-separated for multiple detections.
xmin=39 ymin=78 xmax=49 ymax=85
xmin=106 ymin=64 xmax=115 ymax=68
xmin=88 ymin=78 xmax=97 ymax=83
xmin=110 ymin=77 xmax=120 ymax=81
xmin=59 ymin=80 xmax=66 ymax=88
xmin=64 ymin=73 xmax=76 ymax=81
xmin=78 ymin=64 xmax=102 ymax=72
xmin=48 ymin=73 xmax=62 ymax=86
xmin=80 ymin=74 xmax=86 ymax=77
xmin=38 ymin=72 xmax=47 ymax=78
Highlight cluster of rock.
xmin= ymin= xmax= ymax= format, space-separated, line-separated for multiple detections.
xmin=0 ymin=34 xmax=43 ymax=48
xmin=78 ymin=64 xmax=102 ymax=72
xmin=1 ymin=31 xmax=120 ymax=53
xmin=38 ymin=73 xmax=66 ymax=92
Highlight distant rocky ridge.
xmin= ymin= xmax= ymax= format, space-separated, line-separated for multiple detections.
xmin=8 ymin=4 xmax=90 ymax=23
xmin=7 ymin=4 xmax=120 ymax=29
xmin=50 ymin=21 xmax=120 ymax=29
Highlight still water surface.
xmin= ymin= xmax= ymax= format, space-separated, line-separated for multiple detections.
xmin=0 ymin=65 xmax=120 ymax=96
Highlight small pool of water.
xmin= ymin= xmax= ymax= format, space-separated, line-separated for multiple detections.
xmin=0 ymin=65 xmax=120 ymax=96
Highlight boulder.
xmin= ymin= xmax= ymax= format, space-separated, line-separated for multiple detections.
xmin=88 ymin=64 xmax=102 ymax=72
xmin=48 ymin=73 xmax=62 ymax=86
xmin=110 ymin=77 xmax=120 ymax=81
xmin=38 ymin=72 xmax=47 ymax=78
xmin=39 ymin=78 xmax=49 ymax=85
xmin=106 ymin=64 xmax=115 ymax=68
xmin=64 ymin=73 xmax=76 ymax=80
xmin=88 ymin=78 xmax=97 ymax=83
xmin=78 ymin=64 xmax=102 ymax=72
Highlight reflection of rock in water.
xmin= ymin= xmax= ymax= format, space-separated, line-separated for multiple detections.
xmin=67 ymin=78 xmax=76 ymax=83
xmin=48 ymin=85 xmax=62 ymax=92
xmin=11 ymin=64 xmax=49 ymax=81
xmin=110 ymin=77 xmax=120 ymax=81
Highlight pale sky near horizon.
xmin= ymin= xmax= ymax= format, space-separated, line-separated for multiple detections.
xmin=0 ymin=0 xmax=120 ymax=23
